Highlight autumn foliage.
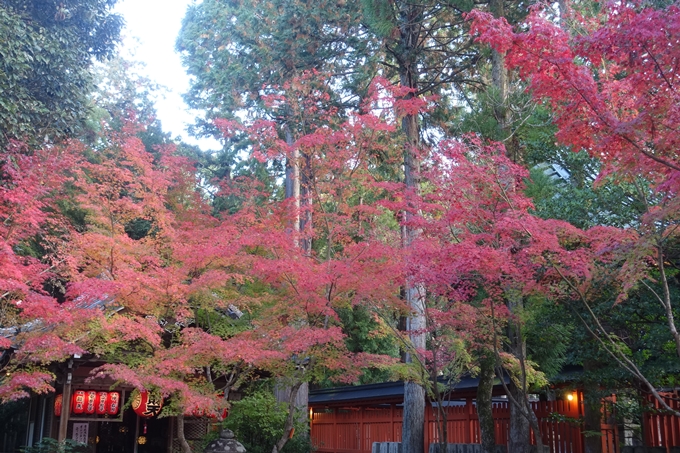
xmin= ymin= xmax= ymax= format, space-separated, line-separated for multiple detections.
xmin=468 ymin=1 xmax=680 ymax=409
xmin=1 ymin=2 xmax=680 ymax=432
xmin=0 ymin=78 xmax=407 ymax=411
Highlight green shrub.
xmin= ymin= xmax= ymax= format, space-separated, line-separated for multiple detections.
xmin=224 ymin=387 xmax=311 ymax=453
xmin=21 ymin=438 xmax=86 ymax=453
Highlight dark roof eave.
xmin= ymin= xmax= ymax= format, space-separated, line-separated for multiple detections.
xmin=309 ymin=376 xmax=487 ymax=405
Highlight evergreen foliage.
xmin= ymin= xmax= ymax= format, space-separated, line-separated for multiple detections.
xmin=0 ymin=0 xmax=122 ymax=145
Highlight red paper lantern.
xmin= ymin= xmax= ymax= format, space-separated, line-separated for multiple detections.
xmin=72 ymin=390 xmax=86 ymax=414
xmin=209 ymin=407 xmax=229 ymax=419
xmin=131 ymin=390 xmax=162 ymax=418
xmin=54 ymin=394 xmax=63 ymax=417
xmin=107 ymin=392 xmax=120 ymax=416
xmin=96 ymin=392 xmax=108 ymax=415
xmin=85 ymin=390 xmax=97 ymax=415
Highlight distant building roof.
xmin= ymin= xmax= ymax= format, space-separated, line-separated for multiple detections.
xmin=0 ymin=296 xmax=121 ymax=348
xmin=309 ymin=375 xmax=492 ymax=405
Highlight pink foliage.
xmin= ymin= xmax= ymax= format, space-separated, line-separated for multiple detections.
xmin=469 ymin=4 xmax=680 ymax=186
xmin=0 ymin=371 xmax=54 ymax=401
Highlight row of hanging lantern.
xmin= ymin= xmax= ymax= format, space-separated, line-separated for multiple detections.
xmin=53 ymin=390 xmax=163 ymax=418
xmin=54 ymin=391 xmax=121 ymax=417
xmin=55 ymin=389 xmax=227 ymax=420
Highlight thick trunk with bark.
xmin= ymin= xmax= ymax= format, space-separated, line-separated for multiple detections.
xmin=489 ymin=0 xmax=507 ymax=106
xmin=403 ymin=381 xmax=426 ymax=453
xmin=274 ymin=381 xmax=309 ymax=428
xmin=508 ymin=381 xmax=531 ymax=453
xmin=395 ymin=2 xmax=426 ymax=453
xmin=477 ymin=356 xmax=496 ymax=453
xmin=177 ymin=414 xmax=193 ymax=453
xmin=489 ymin=0 xmax=528 ymax=164
xmin=489 ymin=0 xmax=520 ymax=163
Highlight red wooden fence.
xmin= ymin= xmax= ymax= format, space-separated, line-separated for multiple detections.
xmin=644 ymin=391 xmax=680 ymax=448
xmin=310 ymin=396 xmax=615 ymax=453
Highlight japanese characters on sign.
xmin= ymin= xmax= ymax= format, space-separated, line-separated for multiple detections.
xmin=72 ymin=423 xmax=88 ymax=443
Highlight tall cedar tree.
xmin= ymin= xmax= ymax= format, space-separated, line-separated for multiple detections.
xmin=176 ymin=0 xmax=375 ymax=138
xmin=361 ymin=1 xmax=479 ymax=450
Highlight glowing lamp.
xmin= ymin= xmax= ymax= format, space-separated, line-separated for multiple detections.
xmin=72 ymin=390 xmax=86 ymax=414
xmin=95 ymin=392 xmax=108 ymax=415
xmin=85 ymin=390 xmax=98 ymax=414
xmin=131 ymin=390 xmax=162 ymax=417
xmin=54 ymin=394 xmax=63 ymax=417
xmin=107 ymin=391 xmax=121 ymax=415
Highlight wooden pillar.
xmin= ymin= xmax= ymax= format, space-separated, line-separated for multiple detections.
xmin=57 ymin=366 xmax=72 ymax=442
xmin=167 ymin=415 xmax=175 ymax=453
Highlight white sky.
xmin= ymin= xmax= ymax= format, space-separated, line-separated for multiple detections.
xmin=114 ymin=0 xmax=221 ymax=152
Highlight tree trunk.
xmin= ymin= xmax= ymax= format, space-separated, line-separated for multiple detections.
xmin=429 ymin=359 xmax=448 ymax=452
xmin=489 ymin=0 xmax=508 ymax=129
xmin=583 ymin=398 xmax=603 ymax=453
xmin=508 ymin=381 xmax=532 ymax=453
xmin=272 ymin=381 xmax=303 ymax=453
xmin=284 ymin=123 xmax=300 ymax=238
xmin=403 ymin=381 xmax=426 ymax=453
xmin=477 ymin=355 xmax=496 ymax=453
xmin=582 ymin=362 xmax=603 ymax=453
xmin=398 ymin=1 xmax=426 ymax=450
xmin=177 ymin=413 xmax=193 ymax=453
xmin=506 ymin=295 xmax=536 ymax=453
xmin=488 ymin=0 xmax=519 ymax=163
xmin=275 ymin=381 xmax=310 ymax=432
xmin=299 ymin=152 xmax=312 ymax=255
xmin=273 ymin=115 xmax=312 ymax=444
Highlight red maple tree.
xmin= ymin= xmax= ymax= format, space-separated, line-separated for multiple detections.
xmin=469 ymin=1 xmax=680 ymax=414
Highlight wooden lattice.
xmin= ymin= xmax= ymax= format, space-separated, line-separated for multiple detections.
xmin=171 ymin=419 xmax=210 ymax=453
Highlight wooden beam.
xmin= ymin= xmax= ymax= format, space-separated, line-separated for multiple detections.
xmin=57 ymin=380 xmax=72 ymax=442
